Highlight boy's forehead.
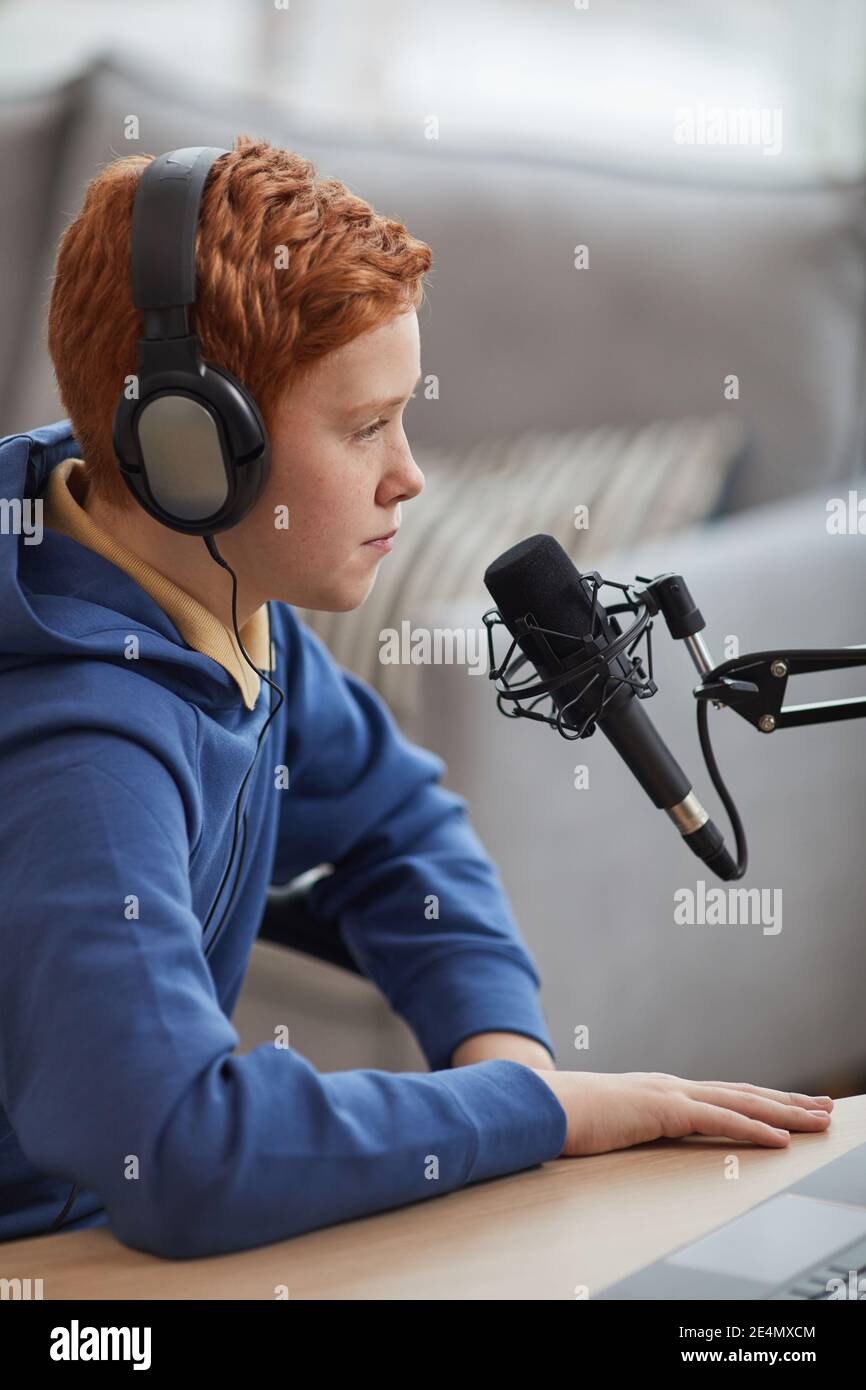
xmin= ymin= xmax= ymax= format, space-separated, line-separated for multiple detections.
xmin=292 ymin=318 xmax=420 ymax=418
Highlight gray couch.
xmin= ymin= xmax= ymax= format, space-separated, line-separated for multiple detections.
xmin=3 ymin=55 xmax=865 ymax=1094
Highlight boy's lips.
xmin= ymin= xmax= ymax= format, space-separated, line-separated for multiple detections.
xmin=362 ymin=527 xmax=398 ymax=552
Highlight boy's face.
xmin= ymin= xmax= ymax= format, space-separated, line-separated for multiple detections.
xmin=238 ymin=307 xmax=425 ymax=612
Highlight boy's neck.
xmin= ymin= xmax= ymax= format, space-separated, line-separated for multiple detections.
xmin=80 ymin=478 xmax=262 ymax=634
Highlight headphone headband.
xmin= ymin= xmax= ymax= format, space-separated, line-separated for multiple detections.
xmin=131 ymin=147 xmax=229 ymax=320
xmin=113 ymin=144 xmax=270 ymax=536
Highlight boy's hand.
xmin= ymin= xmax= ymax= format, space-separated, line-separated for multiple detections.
xmin=530 ymin=1070 xmax=834 ymax=1156
xmin=450 ymin=1030 xmax=556 ymax=1070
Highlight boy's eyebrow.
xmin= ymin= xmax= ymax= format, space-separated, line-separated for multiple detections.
xmin=342 ymin=370 xmax=423 ymax=419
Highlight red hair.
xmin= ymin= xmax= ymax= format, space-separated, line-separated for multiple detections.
xmin=47 ymin=134 xmax=433 ymax=513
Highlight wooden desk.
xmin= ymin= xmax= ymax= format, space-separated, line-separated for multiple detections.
xmin=4 ymin=1094 xmax=865 ymax=1300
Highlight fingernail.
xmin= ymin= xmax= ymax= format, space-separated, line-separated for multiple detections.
xmin=773 ymin=1127 xmax=789 ymax=1136
xmin=806 ymin=1108 xmax=829 ymax=1116
xmin=812 ymin=1096 xmax=832 ymax=1103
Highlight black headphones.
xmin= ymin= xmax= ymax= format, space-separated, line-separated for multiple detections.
xmin=37 ymin=147 xmax=285 ymax=1242
xmin=112 ymin=145 xmax=270 ymax=535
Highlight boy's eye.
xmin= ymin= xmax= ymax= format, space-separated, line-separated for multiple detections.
xmin=354 ymin=417 xmax=388 ymax=443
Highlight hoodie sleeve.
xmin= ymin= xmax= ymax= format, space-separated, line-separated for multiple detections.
xmin=0 ymin=726 xmax=566 ymax=1260
xmin=270 ymin=610 xmax=558 ymax=1073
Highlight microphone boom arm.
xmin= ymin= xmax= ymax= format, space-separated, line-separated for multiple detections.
xmin=629 ymin=570 xmax=866 ymax=731
xmin=692 ymin=647 xmax=866 ymax=732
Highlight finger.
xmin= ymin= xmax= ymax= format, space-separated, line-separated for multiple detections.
xmin=684 ymin=1099 xmax=791 ymax=1147
xmin=691 ymin=1085 xmax=831 ymax=1131
xmin=695 ymin=1080 xmax=833 ymax=1112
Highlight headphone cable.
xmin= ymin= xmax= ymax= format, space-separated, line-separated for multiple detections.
xmin=200 ymin=534 xmax=285 ymax=946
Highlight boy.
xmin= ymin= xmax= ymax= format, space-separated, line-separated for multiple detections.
xmin=0 ymin=138 xmax=831 ymax=1258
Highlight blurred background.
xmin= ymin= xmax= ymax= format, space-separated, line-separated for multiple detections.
xmin=2 ymin=0 xmax=865 ymax=1098
xmin=1 ymin=0 xmax=866 ymax=176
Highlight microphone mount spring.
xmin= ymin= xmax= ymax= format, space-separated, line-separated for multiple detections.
xmin=482 ymin=570 xmax=661 ymax=741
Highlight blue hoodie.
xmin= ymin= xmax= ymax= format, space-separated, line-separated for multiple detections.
xmin=0 ymin=421 xmax=567 ymax=1258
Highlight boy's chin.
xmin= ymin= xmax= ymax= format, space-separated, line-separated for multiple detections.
xmin=288 ymin=574 xmax=377 ymax=614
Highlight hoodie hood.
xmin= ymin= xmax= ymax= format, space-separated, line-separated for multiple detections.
xmin=0 ymin=420 xmax=268 ymax=711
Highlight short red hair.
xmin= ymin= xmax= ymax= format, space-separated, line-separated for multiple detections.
xmin=47 ymin=134 xmax=433 ymax=513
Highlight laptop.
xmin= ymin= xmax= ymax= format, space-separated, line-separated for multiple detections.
xmin=597 ymin=1138 xmax=866 ymax=1299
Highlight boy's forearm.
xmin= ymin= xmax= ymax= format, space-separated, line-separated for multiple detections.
xmin=450 ymin=1031 xmax=556 ymax=1070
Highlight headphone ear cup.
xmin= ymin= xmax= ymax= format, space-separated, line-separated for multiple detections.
xmin=195 ymin=361 xmax=270 ymax=527
xmin=113 ymin=361 xmax=270 ymax=536
xmin=200 ymin=361 xmax=270 ymax=466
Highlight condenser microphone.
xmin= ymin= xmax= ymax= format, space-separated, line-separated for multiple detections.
xmin=483 ymin=533 xmax=739 ymax=880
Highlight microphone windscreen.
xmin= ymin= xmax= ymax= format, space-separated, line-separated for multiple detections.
xmin=484 ymin=533 xmax=596 ymax=660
